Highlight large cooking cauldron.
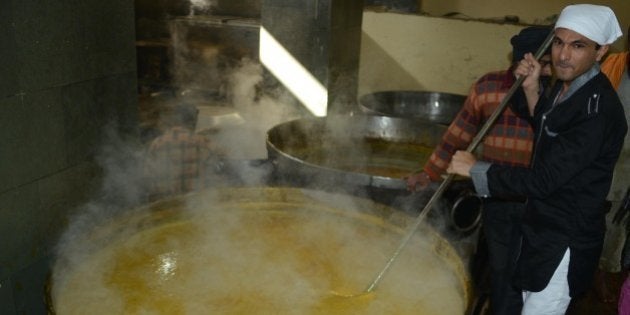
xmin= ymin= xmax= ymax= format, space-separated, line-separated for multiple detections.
xmin=49 ymin=187 xmax=472 ymax=314
xmin=266 ymin=115 xmax=447 ymax=191
xmin=266 ymin=115 xmax=483 ymax=234
xmin=359 ymin=91 xmax=466 ymax=125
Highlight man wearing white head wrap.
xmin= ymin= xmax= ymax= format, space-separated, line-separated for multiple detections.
xmin=554 ymin=4 xmax=622 ymax=46
xmin=446 ymin=4 xmax=628 ymax=315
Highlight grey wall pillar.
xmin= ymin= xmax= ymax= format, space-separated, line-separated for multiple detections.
xmin=261 ymin=0 xmax=363 ymax=115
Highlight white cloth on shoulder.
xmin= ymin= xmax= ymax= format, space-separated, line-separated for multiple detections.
xmin=554 ymin=4 xmax=622 ymax=45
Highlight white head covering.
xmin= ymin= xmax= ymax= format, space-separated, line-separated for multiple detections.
xmin=554 ymin=4 xmax=622 ymax=45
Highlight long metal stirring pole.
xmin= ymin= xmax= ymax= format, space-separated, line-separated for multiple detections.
xmin=363 ymin=31 xmax=555 ymax=294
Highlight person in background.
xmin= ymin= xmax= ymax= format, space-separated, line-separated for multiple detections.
xmin=143 ymin=102 xmax=215 ymax=201
xmin=595 ymin=25 xmax=630 ymax=305
xmin=447 ymin=4 xmax=626 ymax=314
xmin=619 ymin=191 xmax=630 ymax=315
xmin=596 ymin=25 xmax=630 ymax=313
xmin=405 ymin=26 xmax=552 ymax=314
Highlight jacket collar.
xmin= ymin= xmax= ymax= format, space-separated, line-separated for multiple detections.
xmin=556 ymin=63 xmax=600 ymax=104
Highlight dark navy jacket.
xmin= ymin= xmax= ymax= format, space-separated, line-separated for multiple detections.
xmin=473 ymin=69 xmax=627 ymax=296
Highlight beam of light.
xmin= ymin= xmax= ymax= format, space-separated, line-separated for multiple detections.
xmin=259 ymin=27 xmax=328 ymax=117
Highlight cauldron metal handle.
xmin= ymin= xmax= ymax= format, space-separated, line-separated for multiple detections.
xmin=449 ymin=189 xmax=482 ymax=233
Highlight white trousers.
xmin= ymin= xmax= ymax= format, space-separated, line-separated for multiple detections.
xmin=521 ymin=248 xmax=572 ymax=315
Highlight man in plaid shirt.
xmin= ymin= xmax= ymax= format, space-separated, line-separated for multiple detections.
xmin=406 ymin=26 xmax=553 ymax=315
xmin=144 ymin=103 xmax=213 ymax=201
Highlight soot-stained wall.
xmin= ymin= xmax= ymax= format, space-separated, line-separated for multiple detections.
xmin=0 ymin=0 xmax=137 ymax=313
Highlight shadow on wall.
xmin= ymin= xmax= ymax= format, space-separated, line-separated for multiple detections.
xmin=365 ymin=0 xmax=419 ymax=13
xmin=358 ymin=32 xmax=425 ymax=97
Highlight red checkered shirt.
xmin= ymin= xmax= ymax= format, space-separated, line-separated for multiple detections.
xmin=145 ymin=126 xmax=212 ymax=200
xmin=423 ymin=69 xmax=534 ymax=180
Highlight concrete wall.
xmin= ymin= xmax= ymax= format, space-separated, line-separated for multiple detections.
xmin=358 ymin=8 xmax=629 ymax=98
xmin=423 ymin=0 xmax=630 ymax=46
xmin=358 ymin=1 xmax=630 ymax=98
xmin=358 ymin=12 xmax=523 ymax=97
xmin=0 ymin=0 xmax=137 ymax=313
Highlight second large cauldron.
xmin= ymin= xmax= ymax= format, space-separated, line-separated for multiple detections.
xmin=266 ymin=115 xmax=482 ymax=233
xmin=266 ymin=115 xmax=447 ymax=191
xmin=359 ymin=91 xmax=466 ymax=125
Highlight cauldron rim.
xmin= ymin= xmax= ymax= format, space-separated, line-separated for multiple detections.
xmin=358 ymin=90 xmax=466 ymax=125
xmin=49 ymin=187 xmax=473 ymax=314
xmin=265 ymin=115 xmax=448 ymax=190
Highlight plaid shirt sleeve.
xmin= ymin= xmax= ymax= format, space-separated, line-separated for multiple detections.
xmin=422 ymin=70 xmax=534 ymax=180
xmin=423 ymin=85 xmax=483 ymax=180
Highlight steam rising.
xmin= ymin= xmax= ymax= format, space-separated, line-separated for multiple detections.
xmin=52 ymin=6 xmax=476 ymax=314
xmin=188 ymin=0 xmax=216 ymax=16
xmin=52 ymin=187 xmax=468 ymax=314
xmin=215 ymin=58 xmax=303 ymax=160
xmin=53 ymin=11 xmax=308 ymax=304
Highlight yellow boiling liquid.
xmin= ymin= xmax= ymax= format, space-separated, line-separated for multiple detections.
xmin=278 ymin=138 xmax=434 ymax=178
xmin=53 ymin=205 xmax=466 ymax=314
